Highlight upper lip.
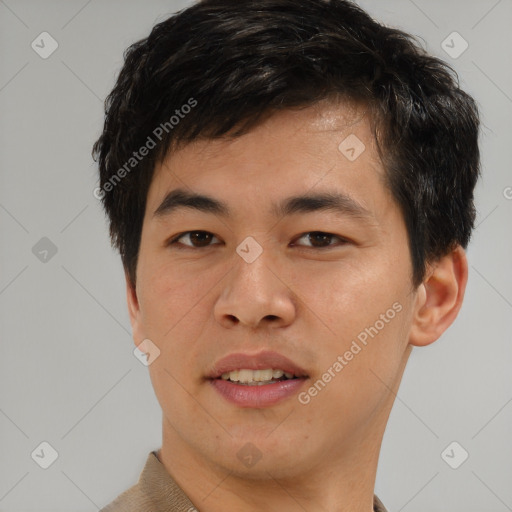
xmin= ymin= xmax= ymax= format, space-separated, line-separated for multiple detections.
xmin=207 ymin=350 xmax=308 ymax=379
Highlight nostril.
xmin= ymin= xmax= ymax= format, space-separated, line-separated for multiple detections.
xmin=227 ymin=314 xmax=239 ymax=324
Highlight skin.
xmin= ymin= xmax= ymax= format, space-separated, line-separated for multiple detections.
xmin=126 ymin=100 xmax=468 ymax=512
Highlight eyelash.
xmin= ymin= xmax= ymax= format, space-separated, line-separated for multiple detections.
xmin=167 ymin=230 xmax=350 ymax=250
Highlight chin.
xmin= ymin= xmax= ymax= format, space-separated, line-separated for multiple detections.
xmin=215 ymin=452 xmax=303 ymax=481
xmin=206 ymin=434 xmax=311 ymax=479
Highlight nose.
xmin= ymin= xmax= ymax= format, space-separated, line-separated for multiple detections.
xmin=213 ymin=247 xmax=297 ymax=330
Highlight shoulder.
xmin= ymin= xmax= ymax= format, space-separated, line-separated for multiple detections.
xmin=99 ymin=450 xmax=197 ymax=512
xmin=99 ymin=482 xmax=152 ymax=512
xmin=99 ymin=451 xmax=158 ymax=512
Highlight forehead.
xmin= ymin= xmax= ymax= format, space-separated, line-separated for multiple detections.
xmin=172 ymin=99 xmax=375 ymax=167
xmin=146 ymin=100 xmax=388 ymax=219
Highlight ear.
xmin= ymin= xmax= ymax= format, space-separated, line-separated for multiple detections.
xmin=408 ymin=245 xmax=468 ymax=347
xmin=125 ymin=270 xmax=146 ymax=348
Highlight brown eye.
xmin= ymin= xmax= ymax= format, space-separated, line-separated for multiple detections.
xmin=170 ymin=231 xmax=220 ymax=248
xmin=294 ymin=231 xmax=348 ymax=249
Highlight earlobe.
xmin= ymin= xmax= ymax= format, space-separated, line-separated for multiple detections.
xmin=408 ymin=246 xmax=468 ymax=347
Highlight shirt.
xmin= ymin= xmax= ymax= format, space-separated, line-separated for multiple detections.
xmin=100 ymin=450 xmax=389 ymax=512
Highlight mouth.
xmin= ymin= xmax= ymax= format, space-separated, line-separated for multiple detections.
xmin=207 ymin=351 xmax=309 ymax=407
xmin=218 ymin=368 xmax=303 ymax=386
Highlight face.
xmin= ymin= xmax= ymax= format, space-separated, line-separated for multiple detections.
xmin=127 ymin=101 xmax=422 ymax=479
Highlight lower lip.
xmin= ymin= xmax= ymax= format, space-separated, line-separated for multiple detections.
xmin=210 ymin=378 xmax=307 ymax=408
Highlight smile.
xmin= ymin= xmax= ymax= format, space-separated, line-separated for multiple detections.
xmin=220 ymin=368 xmax=298 ymax=385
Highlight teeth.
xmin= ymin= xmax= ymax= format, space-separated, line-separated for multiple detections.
xmin=239 ymin=369 xmax=257 ymax=383
xmin=219 ymin=368 xmax=295 ymax=383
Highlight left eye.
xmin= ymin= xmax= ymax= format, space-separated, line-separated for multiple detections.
xmin=293 ymin=231 xmax=348 ymax=249
xmin=168 ymin=231 xmax=347 ymax=249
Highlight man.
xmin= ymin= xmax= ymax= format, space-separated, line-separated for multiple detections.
xmin=93 ymin=0 xmax=480 ymax=510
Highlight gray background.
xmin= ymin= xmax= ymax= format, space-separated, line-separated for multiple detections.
xmin=0 ymin=0 xmax=511 ymax=511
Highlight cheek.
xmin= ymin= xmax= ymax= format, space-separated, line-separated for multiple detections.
xmin=294 ymin=260 xmax=392 ymax=332
xmin=138 ymin=259 xmax=208 ymax=328
xmin=308 ymin=304 xmax=411 ymax=436
xmin=138 ymin=264 xmax=220 ymax=372
xmin=298 ymin=257 xmax=411 ymax=375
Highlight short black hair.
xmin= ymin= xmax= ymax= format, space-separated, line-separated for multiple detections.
xmin=92 ymin=0 xmax=480 ymax=290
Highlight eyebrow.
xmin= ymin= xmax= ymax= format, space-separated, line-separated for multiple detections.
xmin=153 ymin=188 xmax=374 ymax=221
